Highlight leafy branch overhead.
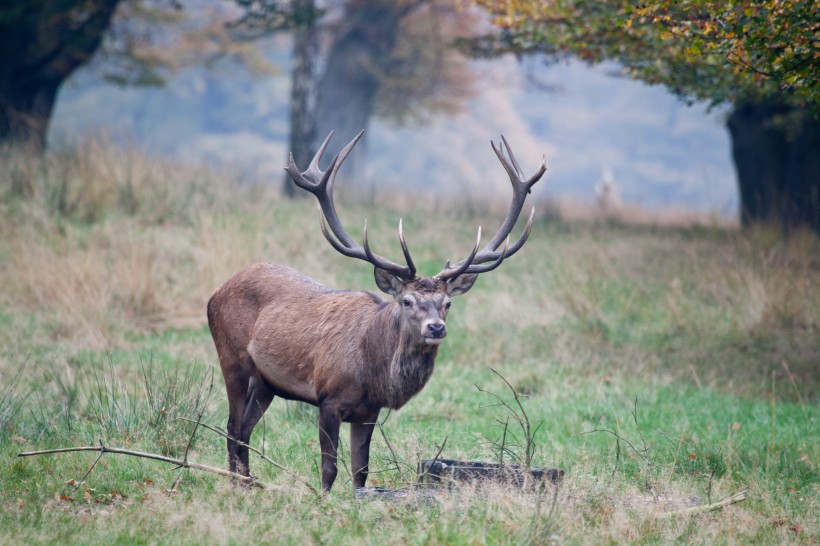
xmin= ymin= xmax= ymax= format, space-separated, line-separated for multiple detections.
xmin=473 ymin=0 xmax=819 ymax=112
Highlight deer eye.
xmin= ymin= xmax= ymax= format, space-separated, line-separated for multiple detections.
xmin=445 ymin=301 xmax=451 ymax=310
xmin=402 ymin=297 xmax=413 ymax=308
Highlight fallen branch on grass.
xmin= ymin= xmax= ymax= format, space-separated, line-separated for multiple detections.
xmin=658 ymin=489 xmax=749 ymax=518
xmin=18 ymin=441 xmax=278 ymax=491
xmin=177 ymin=417 xmax=320 ymax=496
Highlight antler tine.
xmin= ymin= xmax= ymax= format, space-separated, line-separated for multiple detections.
xmin=436 ymin=137 xmax=545 ymax=281
xmin=439 ymin=206 xmax=535 ymax=280
xmin=286 ymin=132 xmax=336 ymax=193
xmin=501 ymin=135 xmax=524 ymax=178
xmin=286 ymin=131 xmax=364 ymax=249
xmin=318 ymin=208 xmax=359 ymax=258
xmin=436 ymin=227 xmax=482 ymax=281
xmin=398 ymin=219 xmax=417 ymax=279
xmin=306 ymin=131 xmax=335 ymax=175
xmin=327 ymin=130 xmax=364 ymax=191
xmin=316 ymin=207 xmax=414 ymax=279
xmin=484 ymin=136 xmax=546 ymax=253
xmin=362 ymin=220 xmax=417 ymax=278
xmin=464 ymin=235 xmax=510 ymax=275
xmin=290 ymin=132 xmax=415 ymax=280
xmin=468 ymin=206 xmax=535 ymax=272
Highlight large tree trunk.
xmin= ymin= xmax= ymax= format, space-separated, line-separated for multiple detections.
xmin=283 ymin=0 xmax=320 ymax=197
xmin=312 ymin=1 xmax=417 ymax=186
xmin=0 ymin=1 xmax=120 ymax=150
xmin=728 ymin=103 xmax=820 ymax=232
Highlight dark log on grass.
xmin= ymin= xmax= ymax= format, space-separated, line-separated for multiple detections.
xmin=417 ymin=459 xmax=564 ymax=489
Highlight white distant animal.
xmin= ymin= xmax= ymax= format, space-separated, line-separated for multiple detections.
xmin=595 ymin=167 xmax=621 ymax=215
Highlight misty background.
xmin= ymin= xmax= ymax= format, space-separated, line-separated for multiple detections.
xmin=48 ymin=30 xmax=737 ymax=216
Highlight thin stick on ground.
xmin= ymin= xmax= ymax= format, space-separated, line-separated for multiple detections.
xmin=170 ymin=469 xmax=185 ymax=493
xmin=476 ymin=368 xmax=543 ymax=468
xmin=18 ymin=442 xmax=278 ymax=490
xmin=658 ymin=490 xmax=749 ymax=519
xmin=375 ymin=411 xmax=406 ymax=483
xmin=178 ymin=417 xmax=320 ymax=496
xmin=75 ymin=439 xmax=106 ymax=487
xmin=181 ymin=368 xmax=215 ymax=468
xmin=416 ymin=435 xmax=448 ymax=484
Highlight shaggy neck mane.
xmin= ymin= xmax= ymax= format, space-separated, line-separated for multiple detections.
xmin=365 ymin=301 xmax=438 ymax=409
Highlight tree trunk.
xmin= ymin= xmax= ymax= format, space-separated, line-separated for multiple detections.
xmin=313 ymin=1 xmax=415 ymax=186
xmin=727 ymin=103 xmax=820 ymax=232
xmin=0 ymin=78 xmax=62 ymax=151
xmin=0 ymin=1 xmax=121 ymax=150
xmin=283 ymin=0 xmax=320 ymax=197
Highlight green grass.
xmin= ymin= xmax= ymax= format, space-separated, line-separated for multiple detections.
xmin=0 ymin=142 xmax=817 ymax=544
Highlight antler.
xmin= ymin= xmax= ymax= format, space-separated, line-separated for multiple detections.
xmin=436 ymin=136 xmax=546 ymax=281
xmin=285 ymin=131 xmax=417 ymax=280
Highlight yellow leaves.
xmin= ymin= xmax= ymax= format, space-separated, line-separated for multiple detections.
xmin=494 ymin=15 xmax=514 ymax=29
xmin=471 ymin=0 xmax=820 ymax=107
xmin=56 ymin=491 xmax=75 ymax=502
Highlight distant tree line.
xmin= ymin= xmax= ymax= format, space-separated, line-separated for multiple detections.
xmin=1 ymin=1 xmax=474 ymax=191
xmin=0 ymin=1 xmax=120 ymax=150
xmin=235 ymin=0 xmax=476 ymax=195
xmin=472 ymin=0 xmax=819 ymax=231
xmin=1 ymin=0 xmax=817 ymax=231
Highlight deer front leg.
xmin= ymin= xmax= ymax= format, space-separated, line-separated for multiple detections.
xmin=350 ymin=420 xmax=376 ymax=489
xmin=318 ymin=403 xmax=342 ymax=491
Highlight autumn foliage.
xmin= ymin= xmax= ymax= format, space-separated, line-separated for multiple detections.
xmin=475 ymin=0 xmax=819 ymax=111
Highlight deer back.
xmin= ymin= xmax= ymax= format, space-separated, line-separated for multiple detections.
xmin=209 ymin=263 xmax=407 ymax=407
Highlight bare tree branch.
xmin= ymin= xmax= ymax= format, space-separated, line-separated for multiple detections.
xmin=18 ymin=442 xmax=277 ymax=490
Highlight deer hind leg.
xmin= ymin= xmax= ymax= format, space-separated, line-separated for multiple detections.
xmin=350 ymin=419 xmax=377 ymax=489
xmin=223 ymin=363 xmax=250 ymax=477
xmin=237 ymin=375 xmax=275 ymax=478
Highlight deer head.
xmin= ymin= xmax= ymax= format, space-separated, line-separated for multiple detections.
xmin=285 ymin=130 xmax=546 ymax=344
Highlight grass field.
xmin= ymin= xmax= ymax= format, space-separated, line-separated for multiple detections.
xmin=0 ymin=141 xmax=817 ymax=544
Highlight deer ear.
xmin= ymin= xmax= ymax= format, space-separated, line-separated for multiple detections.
xmin=445 ymin=274 xmax=478 ymax=296
xmin=374 ymin=268 xmax=404 ymax=297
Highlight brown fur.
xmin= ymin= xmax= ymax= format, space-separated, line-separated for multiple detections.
xmin=208 ymin=262 xmax=476 ymax=490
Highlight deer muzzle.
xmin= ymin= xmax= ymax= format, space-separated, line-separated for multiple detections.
xmin=424 ymin=321 xmax=447 ymax=344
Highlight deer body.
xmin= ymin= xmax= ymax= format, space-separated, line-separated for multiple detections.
xmin=209 ymin=131 xmax=546 ymax=491
xmin=210 ymin=263 xmax=451 ymax=412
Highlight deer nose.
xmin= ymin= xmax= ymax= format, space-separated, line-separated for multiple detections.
xmin=428 ymin=323 xmax=446 ymax=338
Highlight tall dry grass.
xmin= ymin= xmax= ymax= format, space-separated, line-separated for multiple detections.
xmin=1 ymin=140 xmax=281 ymax=350
xmin=1 ymin=139 xmax=817 ymax=391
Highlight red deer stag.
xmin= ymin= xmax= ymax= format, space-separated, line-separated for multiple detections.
xmin=207 ymin=131 xmax=546 ymax=491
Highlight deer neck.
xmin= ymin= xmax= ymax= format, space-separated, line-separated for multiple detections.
xmin=367 ymin=302 xmax=438 ymax=409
